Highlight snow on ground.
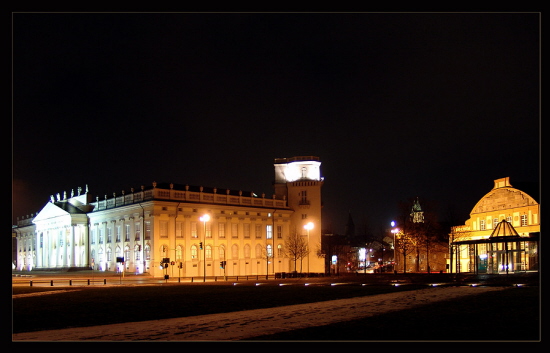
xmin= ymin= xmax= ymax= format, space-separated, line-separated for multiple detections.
xmin=13 ymin=286 xmax=507 ymax=341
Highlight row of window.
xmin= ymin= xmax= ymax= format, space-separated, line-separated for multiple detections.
xmin=91 ymin=243 xmax=284 ymax=263
xmin=479 ymin=215 xmax=528 ymax=231
xmin=90 ymin=222 xmax=149 ymax=244
xmin=89 ymin=222 xmax=282 ymax=244
xmin=164 ymin=222 xmax=280 ymax=239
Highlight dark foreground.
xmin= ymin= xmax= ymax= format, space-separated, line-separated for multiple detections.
xmin=252 ymin=286 xmax=539 ymax=341
xmin=12 ymin=273 xmax=540 ymax=341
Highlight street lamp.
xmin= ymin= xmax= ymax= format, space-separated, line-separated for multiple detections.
xmin=391 ymin=221 xmax=399 ymax=273
xmin=199 ymin=214 xmax=210 ymax=282
xmin=304 ymin=222 xmax=314 ymax=275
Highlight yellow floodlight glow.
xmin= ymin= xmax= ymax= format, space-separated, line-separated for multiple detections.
xmin=304 ymin=222 xmax=314 ymax=231
xmin=199 ymin=214 xmax=210 ymax=222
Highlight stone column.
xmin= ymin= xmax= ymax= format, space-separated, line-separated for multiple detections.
xmin=71 ymin=224 xmax=76 ymax=267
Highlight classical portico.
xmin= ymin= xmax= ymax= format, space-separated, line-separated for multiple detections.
xmin=30 ymin=192 xmax=90 ymax=270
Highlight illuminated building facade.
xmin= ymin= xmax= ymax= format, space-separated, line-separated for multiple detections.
xmin=449 ymin=177 xmax=539 ymax=274
xmin=13 ymin=156 xmax=325 ymax=278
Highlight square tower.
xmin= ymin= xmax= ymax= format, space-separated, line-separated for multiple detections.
xmin=274 ymin=156 xmax=324 ymax=273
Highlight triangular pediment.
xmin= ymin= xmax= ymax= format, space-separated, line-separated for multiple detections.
xmin=32 ymin=202 xmax=71 ymax=223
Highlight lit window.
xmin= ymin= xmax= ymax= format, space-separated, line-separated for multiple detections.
xmin=135 ymin=245 xmax=141 ymax=261
xmin=144 ymin=244 xmax=150 ymax=260
xmin=255 ymin=224 xmax=261 ymax=238
xmin=191 ymin=222 xmax=197 ymax=238
xmin=160 ymin=221 xmax=168 ymax=238
xmin=218 ymin=223 xmax=225 ymax=238
xmin=135 ymin=223 xmax=141 ymax=241
xmin=145 ymin=221 xmax=151 ymax=240
xmin=176 ymin=245 xmax=183 ymax=261
xmin=521 ymin=214 xmax=528 ymax=226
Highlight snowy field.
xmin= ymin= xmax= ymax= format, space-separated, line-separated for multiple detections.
xmin=13 ymin=285 xmax=509 ymax=341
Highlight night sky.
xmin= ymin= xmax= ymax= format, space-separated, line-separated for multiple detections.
xmin=12 ymin=12 xmax=540 ymax=235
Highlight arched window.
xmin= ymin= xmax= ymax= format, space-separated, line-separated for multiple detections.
xmin=206 ymin=245 xmax=212 ymax=259
xmin=255 ymin=244 xmax=262 ymax=258
xmin=266 ymin=244 xmax=273 ymax=258
xmin=191 ymin=245 xmax=198 ymax=259
xmin=232 ymin=244 xmax=239 ymax=259
xmin=277 ymin=244 xmax=283 ymax=257
xmin=134 ymin=244 xmax=141 ymax=261
xmin=219 ymin=245 xmax=225 ymax=260
xmin=176 ymin=245 xmax=183 ymax=261
xmin=144 ymin=244 xmax=151 ymax=260
xmin=124 ymin=246 xmax=130 ymax=263
xmin=244 ymin=244 xmax=251 ymax=258
xmin=161 ymin=245 xmax=168 ymax=257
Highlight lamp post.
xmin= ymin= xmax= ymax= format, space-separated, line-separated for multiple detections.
xmin=304 ymin=222 xmax=314 ymax=275
xmin=391 ymin=221 xmax=398 ymax=274
xmin=199 ymin=214 xmax=210 ymax=282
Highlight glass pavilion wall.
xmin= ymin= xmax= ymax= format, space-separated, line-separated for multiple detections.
xmin=450 ymin=235 xmax=538 ymax=274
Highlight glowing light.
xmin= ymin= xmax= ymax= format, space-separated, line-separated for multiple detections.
xmin=275 ymin=160 xmax=321 ymax=182
xmin=304 ymin=222 xmax=314 ymax=231
xmin=391 ymin=221 xmax=396 ymax=227
xmin=358 ymin=248 xmax=367 ymax=262
xmin=199 ymin=214 xmax=210 ymax=222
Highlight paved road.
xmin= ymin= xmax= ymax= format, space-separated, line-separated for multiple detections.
xmin=13 ymin=285 xmax=507 ymax=341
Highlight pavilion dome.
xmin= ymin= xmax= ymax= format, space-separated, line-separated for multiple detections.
xmin=490 ymin=219 xmax=520 ymax=238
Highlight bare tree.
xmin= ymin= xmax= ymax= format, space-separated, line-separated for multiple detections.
xmin=395 ymin=229 xmax=415 ymax=273
xmin=285 ymin=228 xmax=309 ymax=273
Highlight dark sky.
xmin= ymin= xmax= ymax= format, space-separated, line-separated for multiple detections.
xmin=12 ymin=12 xmax=540 ymax=235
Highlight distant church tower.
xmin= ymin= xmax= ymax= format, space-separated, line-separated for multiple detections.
xmin=274 ymin=156 xmax=324 ymax=273
xmin=410 ymin=197 xmax=424 ymax=223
